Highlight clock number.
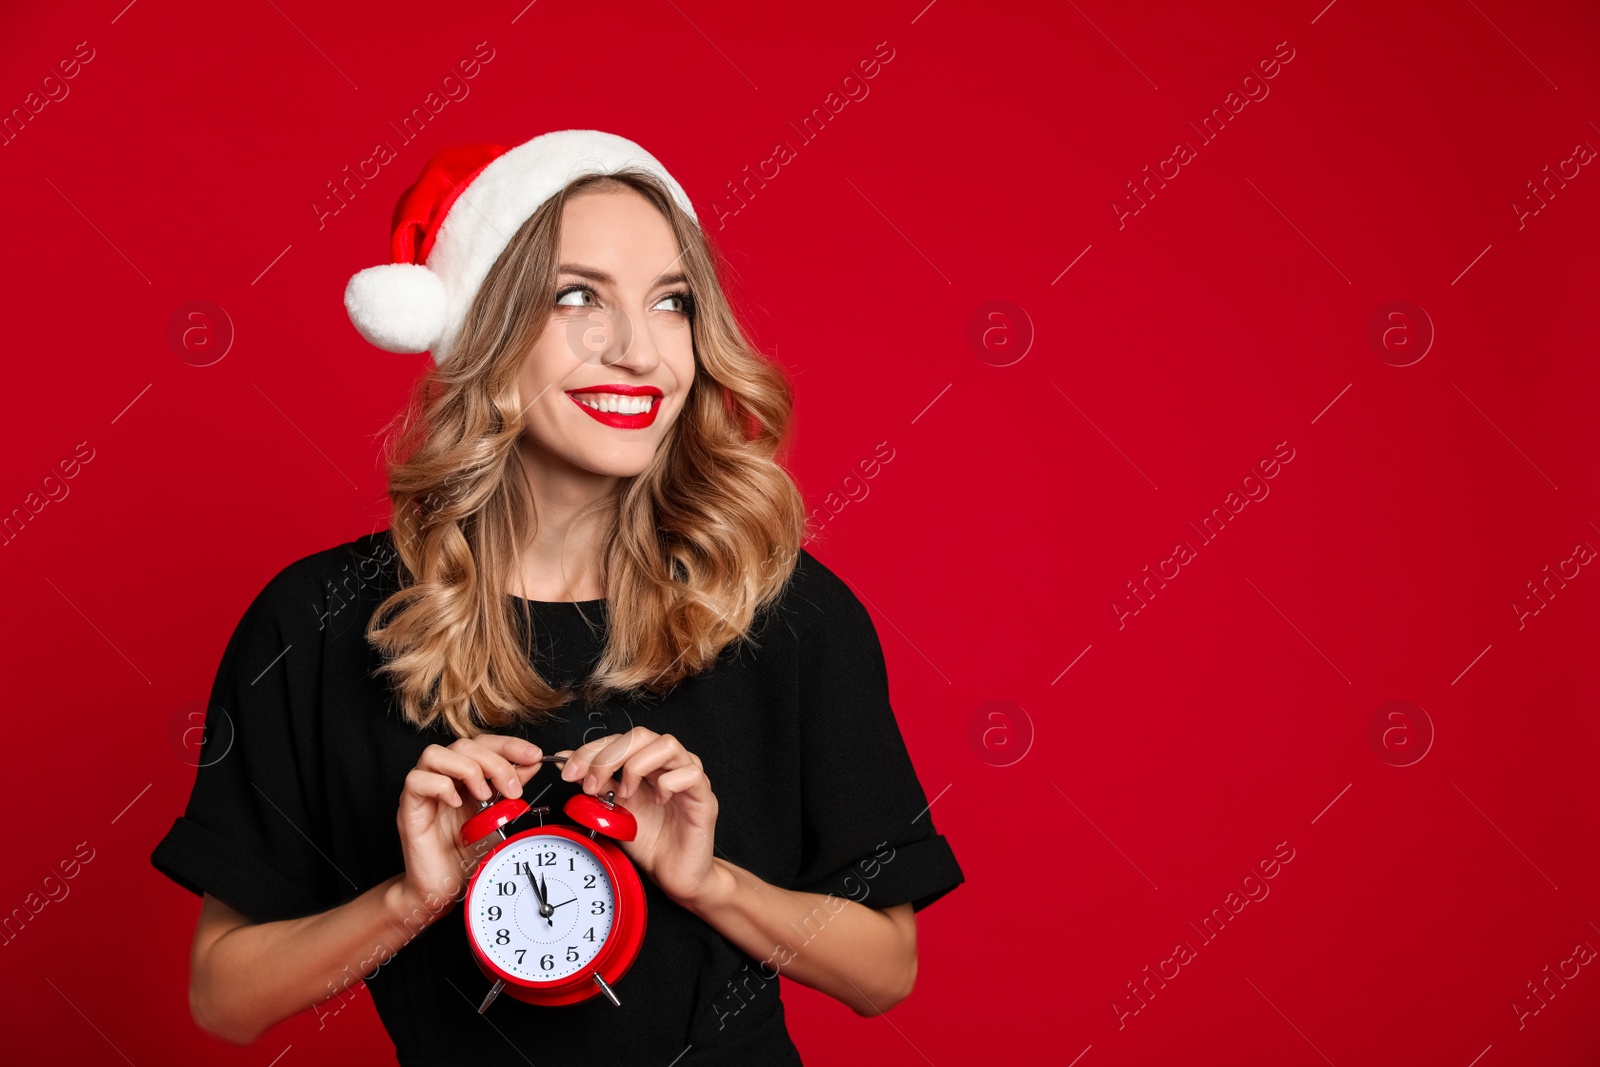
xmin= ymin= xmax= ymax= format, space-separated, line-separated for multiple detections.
xmin=568 ymin=857 xmax=575 ymax=870
xmin=497 ymin=882 xmax=517 ymax=896
xmin=514 ymin=861 xmax=531 ymax=875
xmin=591 ymin=899 xmax=606 ymax=915
xmin=583 ymin=927 xmax=595 ymax=941
xmin=495 ymin=929 xmax=510 ymax=945
xmin=487 ymin=906 xmax=502 ymax=922
xmin=540 ymin=953 xmax=555 ymax=970
xmin=583 ymin=874 xmax=596 ymax=888
xmin=536 ymin=850 xmax=557 ymax=867
xmin=566 ymin=946 xmax=579 ymax=962
xmin=515 ymin=949 xmax=526 ymax=965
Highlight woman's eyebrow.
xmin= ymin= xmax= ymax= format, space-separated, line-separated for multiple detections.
xmin=557 ymin=263 xmax=615 ymax=284
xmin=558 ymin=263 xmax=688 ymax=289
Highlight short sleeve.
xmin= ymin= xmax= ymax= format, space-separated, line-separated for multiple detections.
xmin=149 ymin=563 xmax=346 ymax=925
xmin=788 ymin=560 xmax=965 ymax=913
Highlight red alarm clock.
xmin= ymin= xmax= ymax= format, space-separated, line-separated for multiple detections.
xmin=459 ymin=756 xmax=648 ymax=1014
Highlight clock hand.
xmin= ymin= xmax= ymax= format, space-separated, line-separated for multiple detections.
xmin=539 ymin=873 xmax=557 ymax=927
xmin=525 ymin=867 xmax=554 ymax=925
xmin=549 ymin=897 xmax=578 ymax=910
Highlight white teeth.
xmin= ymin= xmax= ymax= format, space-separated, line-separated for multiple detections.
xmin=574 ymin=392 xmax=654 ymax=415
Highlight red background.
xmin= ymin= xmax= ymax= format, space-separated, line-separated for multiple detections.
xmin=3 ymin=0 xmax=1598 ymax=1063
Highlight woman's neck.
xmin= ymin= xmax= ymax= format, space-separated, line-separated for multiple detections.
xmin=510 ymin=445 xmax=617 ymax=602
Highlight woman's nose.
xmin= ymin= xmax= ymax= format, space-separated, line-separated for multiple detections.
xmin=590 ymin=308 xmax=662 ymax=373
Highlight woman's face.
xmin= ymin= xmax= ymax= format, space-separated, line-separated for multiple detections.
xmin=515 ymin=186 xmax=697 ymax=481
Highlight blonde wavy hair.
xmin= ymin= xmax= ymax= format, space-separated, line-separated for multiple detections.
xmin=366 ymin=168 xmax=807 ymax=736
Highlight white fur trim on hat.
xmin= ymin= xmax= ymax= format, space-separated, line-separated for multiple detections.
xmin=347 ymin=129 xmax=698 ymax=366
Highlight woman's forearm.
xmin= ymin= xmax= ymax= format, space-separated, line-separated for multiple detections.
xmin=191 ymin=875 xmax=454 ymax=1045
xmin=677 ymin=857 xmax=917 ymax=1015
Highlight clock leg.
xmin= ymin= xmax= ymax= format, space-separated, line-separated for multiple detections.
xmin=592 ymin=971 xmax=621 ymax=1007
xmin=478 ymin=978 xmax=507 ymax=1014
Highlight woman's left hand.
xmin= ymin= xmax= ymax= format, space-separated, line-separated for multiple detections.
xmin=554 ymin=728 xmax=721 ymax=908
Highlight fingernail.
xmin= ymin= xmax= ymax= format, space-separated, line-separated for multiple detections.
xmin=583 ymin=775 xmax=597 ymax=792
xmin=506 ymin=777 xmax=522 ymax=797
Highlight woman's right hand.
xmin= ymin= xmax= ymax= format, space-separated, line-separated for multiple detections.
xmin=394 ymin=734 xmax=548 ymax=917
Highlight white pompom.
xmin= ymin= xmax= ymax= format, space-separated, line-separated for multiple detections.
xmin=343 ymin=263 xmax=447 ymax=354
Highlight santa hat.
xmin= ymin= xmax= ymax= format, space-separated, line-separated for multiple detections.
xmin=343 ymin=129 xmax=699 ymax=366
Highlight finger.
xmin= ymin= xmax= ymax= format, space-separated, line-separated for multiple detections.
xmin=416 ymin=745 xmax=497 ymax=802
xmin=608 ymin=736 xmax=693 ymax=799
xmin=648 ymin=764 xmax=710 ymax=806
xmin=420 ymin=744 xmax=543 ymax=806
xmin=470 ymin=733 xmax=546 ymax=769
xmin=556 ymin=740 xmax=604 ymax=782
xmin=593 ymin=727 xmax=662 ymax=783
xmin=452 ymin=736 xmax=537 ymax=799
xmin=402 ymin=768 xmax=464 ymax=810
xmin=454 ymin=735 xmax=528 ymax=793
xmin=585 ymin=734 xmax=673 ymax=794
xmin=559 ymin=733 xmax=631 ymax=782
xmin=561 ymin=729 xmax=657 ymax=785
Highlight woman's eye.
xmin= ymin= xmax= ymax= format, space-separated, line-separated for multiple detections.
xmin=653 ymin=293 xmax=692 ymax=315
xmin=556 ymin=286 xmax=596 ymax=308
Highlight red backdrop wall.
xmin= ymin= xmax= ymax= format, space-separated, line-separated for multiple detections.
xmin=3 ymin=0 xmax=1598 ymax=1063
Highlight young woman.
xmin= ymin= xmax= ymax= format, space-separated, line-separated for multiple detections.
xmin=151 ymin=129 xmax=964 ymax=1065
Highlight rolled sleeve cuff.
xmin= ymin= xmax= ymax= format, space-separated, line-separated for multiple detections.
xmin=150 ymin=816 xmax=331 ymax=926
xmin=792 ymin=834 xmax=965 ymax=914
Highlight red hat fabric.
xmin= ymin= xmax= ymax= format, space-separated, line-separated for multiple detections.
xmin=389 ymin=142 xmax=508 ymax=266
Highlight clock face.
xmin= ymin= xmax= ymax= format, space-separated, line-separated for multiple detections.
xmin=467 ymin=833 xmax=616 ymax=983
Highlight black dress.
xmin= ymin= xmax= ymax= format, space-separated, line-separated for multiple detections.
xmin=150 ymin=530 xmax=965 ymax=1066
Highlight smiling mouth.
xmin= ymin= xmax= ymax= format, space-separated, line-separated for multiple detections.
xmin=564 ymin=388 xmax=663 ymax=429
xmin=569 ymin=392 xmax=657 ymax=415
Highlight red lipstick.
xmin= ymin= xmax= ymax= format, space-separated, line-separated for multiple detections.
xmin=565 ymin=384 xmax=664 ymax=430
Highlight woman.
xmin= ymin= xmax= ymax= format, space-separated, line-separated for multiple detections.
xmin=151 ymin=129 xmax=964 ymax=1065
